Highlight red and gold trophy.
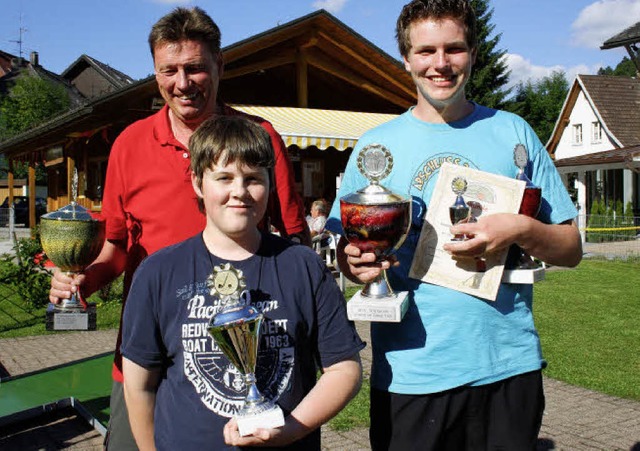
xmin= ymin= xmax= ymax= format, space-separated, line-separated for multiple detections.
xmin=503 ymin=144 xmax=545 ymax=283
xmin=340 ymin=144 xmax=411 ymax=322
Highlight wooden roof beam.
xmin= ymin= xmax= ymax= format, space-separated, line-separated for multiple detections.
xmin=306 ymin=52 xmax=413 ymax=109
xmin=222 ymin=54 xmax=296 ymax=79
xmin=317 ymin=30 xmax=415 ymax=98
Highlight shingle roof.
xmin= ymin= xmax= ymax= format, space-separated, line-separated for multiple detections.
xmin=555 ymin=144 xmax=640 ymax=168
xmin=0 ymin=50 xmax=18 ymax=76
xmin=61 ymin=54 xmax=134 ymax=87
xmin=579 ymin=74 xmax=640 ymax=146
xmin=0 ymin=58 xmax=87 ymax=108
xmin=601 ymin=21 xmax=640 ymax=49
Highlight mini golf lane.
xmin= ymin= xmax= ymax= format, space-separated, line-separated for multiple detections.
xmin=0 ymin=353 xmax=113 ymax=430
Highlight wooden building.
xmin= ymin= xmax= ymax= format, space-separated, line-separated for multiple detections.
xmin=0 ymin=10 xmax=416 ymax=223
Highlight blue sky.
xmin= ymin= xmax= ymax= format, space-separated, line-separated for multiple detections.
xmin=1 ymin=0 xmax=639 ymax=92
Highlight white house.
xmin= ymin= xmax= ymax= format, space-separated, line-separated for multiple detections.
xmin=546 ymin=75 xmax=640 ymax=240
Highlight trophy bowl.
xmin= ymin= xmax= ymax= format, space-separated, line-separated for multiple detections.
xmin=40 ymin=202 xmax=105 ymax=311
xmin=340 ymin=194 xmax=411 ymax=262
xmin=520 ymin=185 xmax=541 ymax=218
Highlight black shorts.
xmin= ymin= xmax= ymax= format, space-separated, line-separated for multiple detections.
xmin=370 ymin=370 xmax=545 ymax=451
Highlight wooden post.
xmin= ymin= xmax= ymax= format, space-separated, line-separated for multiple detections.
xmin=7 ymin=160 xmax=14 ymax=205
xmin=296 ymin=49 xmax=308 ymax=108
xmin=28 ymin=159 xmax=36 ymax=234
xmin=66 ymin=155 xmax=75 ymax=205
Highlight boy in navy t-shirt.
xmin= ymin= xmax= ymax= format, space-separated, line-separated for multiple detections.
xmin=121 ymin=115 xmax=364 ymax=450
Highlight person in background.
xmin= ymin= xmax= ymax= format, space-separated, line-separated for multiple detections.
xmin=307 ymin=199 xmax=333 ymax=259
xmin=48 ymin=7 xmax=309 ymax=450
xmin=325 ymin=1 xmax=582 ymax=449
xmin=307 ymin=198 xmax=329 ymax=238
xmin=121 ymin=115 xmax=364 ymax=450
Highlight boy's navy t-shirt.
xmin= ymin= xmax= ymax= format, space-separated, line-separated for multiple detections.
xmin=121 ymin=232 xmax=364 ymax=450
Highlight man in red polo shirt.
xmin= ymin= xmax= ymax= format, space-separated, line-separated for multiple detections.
xmin=48 ymin=7 xmax=309 ymax=450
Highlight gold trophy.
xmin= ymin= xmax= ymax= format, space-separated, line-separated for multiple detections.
xmin=40 ymin=169 xmax=105 ymax=330
xmin=340 ymin=144 xmax=412 ymax=322
xmin=207 ymin=263 xmax=284 ymax=437
xmin=449 ymin=176 xmax=470 ymax=240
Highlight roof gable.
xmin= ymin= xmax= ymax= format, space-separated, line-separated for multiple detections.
xmin=547 ymin=75 xmax=640 ymax=157
xmin=220 ymin=10 xmax=415 ymax=113
xmin=61 ymin=54 xmax=134 ymax=99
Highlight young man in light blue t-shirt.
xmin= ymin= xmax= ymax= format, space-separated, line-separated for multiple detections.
xmin=326 ymin=1 xmax=582 ymax=450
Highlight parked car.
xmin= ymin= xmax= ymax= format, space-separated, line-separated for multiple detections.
xmin=0 ymin=196 xmax=48 ymax=227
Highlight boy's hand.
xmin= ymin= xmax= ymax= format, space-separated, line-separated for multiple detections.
xmin=223 ymin=418 xmax=287 ymax=447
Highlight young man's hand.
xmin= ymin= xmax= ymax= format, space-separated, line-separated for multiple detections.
xmin=337 ymin=237 xmax=398 ymax=285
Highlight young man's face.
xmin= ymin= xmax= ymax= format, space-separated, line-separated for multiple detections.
xmin=154 ymin=39 xmax=222 ymax=128
xmin=191 ymin=160 xmax=269 ymax=241
xmin=403 ymin=17 xmax=476 ymax=113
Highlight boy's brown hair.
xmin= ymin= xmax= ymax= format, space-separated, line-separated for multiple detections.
xmin=189 ymin=116 xmax=275 ymax=211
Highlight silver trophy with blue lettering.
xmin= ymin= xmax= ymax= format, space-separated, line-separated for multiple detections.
xmin=207 ymin=263 xmax=284 ymax=436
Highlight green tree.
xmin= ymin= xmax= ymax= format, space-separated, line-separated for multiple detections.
xmin=0 ymin=75 xmax=70 ymax=141
xmin=505 ymin=70 xmax=569 ymax=143
xmin=0 ymin=75 xmax=70 ymax=182
xmin=466 ymin=0 xmax=511 ymax=109
xmin=597 ymin=56 xmax=638 ymax=77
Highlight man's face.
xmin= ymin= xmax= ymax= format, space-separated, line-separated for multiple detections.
xmin=403 ymin=18 xmax=476 ymax=113
xmin=154 ymin=39 xmax=222 ymax=127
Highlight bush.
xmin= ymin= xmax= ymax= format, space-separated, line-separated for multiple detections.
xmin=587 ymin=198 xmax=604 ymax=243
xmin=587 ymin=199 xmax=638 ymax=242
xmin=0 ymin=232 xmax=51 ymax=310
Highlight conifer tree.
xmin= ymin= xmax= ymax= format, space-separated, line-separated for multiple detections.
xmin=466 ymin=0 xmax=511 ymax=109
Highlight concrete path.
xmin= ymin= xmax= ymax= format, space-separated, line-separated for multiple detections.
xmin=1 ymin=324 xmax=639 ymax=450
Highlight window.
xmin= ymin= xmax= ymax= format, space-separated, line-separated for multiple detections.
xmin=572 ymin=124 xmax=583 ymax=145
xmin=591 ymin=121 xmax=602 ymax=143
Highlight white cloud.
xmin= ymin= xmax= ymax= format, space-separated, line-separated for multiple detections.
xmin=504 ymin=53 xmax=597 ymax=90
xmin=571 ymin=0 xmax=640 ymax=49
xmin=312 ymin=0 xmax=348 ymax=13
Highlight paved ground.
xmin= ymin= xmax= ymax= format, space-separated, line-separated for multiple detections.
xmin=1 ymin=324 xmax=640 ymax=450
xmin=1 ymin=232 xmax=639 ymax=449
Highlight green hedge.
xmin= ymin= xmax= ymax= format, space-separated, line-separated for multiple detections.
xmin=587 ymin=199 xmax=637 ymax=242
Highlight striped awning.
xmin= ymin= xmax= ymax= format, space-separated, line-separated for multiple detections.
xmin=232 ymin=105 xmax=398 ymax=151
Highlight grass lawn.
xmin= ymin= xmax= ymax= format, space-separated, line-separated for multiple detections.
xmin=0 ymin=288 xmax=122 ymax=338
xmin=330 ymin=258 xmax=640 ymax=430
xmin=534 ymin=258 xmax=640 ymax=401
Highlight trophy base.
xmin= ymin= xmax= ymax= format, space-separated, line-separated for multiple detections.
xmin=237 ymin=404 xmax=285 ymax=437
xmin=502 ymin=266 xmax=545 ymax=284
xmin=347 ymin=290 xmax=409 ymax=322
xmin=46 ymin=303 xmax=97 ymax=331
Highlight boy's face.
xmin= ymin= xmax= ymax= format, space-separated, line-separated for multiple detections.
xmin=403 ymin=17 xmax=476 ymax=112
xmin=191 ymin=160 xmax=269 ymax=241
